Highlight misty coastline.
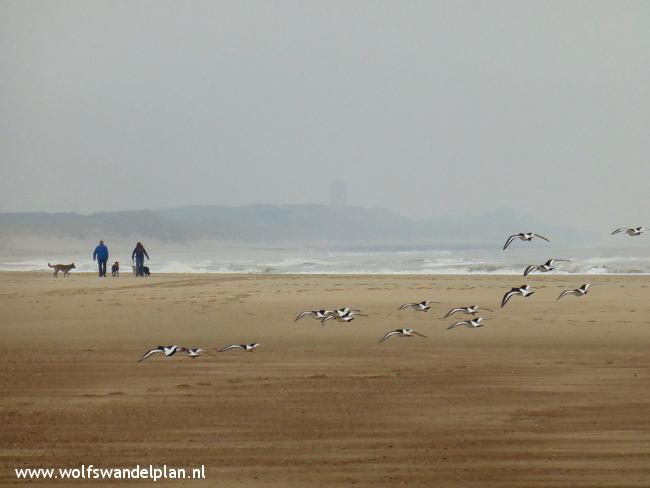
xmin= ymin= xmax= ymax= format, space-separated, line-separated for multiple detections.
xmin=3 ymin=204 xmax=647 ymax=275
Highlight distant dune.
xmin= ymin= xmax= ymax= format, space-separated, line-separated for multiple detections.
xmin=0 ymin=204 xmax=589 ymax=251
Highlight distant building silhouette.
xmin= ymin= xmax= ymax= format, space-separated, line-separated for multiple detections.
xmin=328 ymin=179 xmax=348 ymax=206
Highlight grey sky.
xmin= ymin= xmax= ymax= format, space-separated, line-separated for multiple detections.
xmin=1 ymin=0 xmax=648 ymax=230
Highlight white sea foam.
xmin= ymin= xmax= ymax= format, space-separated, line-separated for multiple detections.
xmin=3 ymin=248 xmax=650 ymax=275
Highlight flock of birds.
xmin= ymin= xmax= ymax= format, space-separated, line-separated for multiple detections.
xmin=138 ymin=226 xmax=646 ymax=361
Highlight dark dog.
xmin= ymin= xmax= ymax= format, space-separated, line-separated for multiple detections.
xmin=131 ymin=265 xmax=151 ymax=277
xmin=111 ymin=261 xmax=120 ymax=277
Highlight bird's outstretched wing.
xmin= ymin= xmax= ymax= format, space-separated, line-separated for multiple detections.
xmin=523 ymin=265 xmax=537 ymax=276
xmin=139 ymin=347 xmax=164 ymax=362
xmin=443 ymin=307 xmax=464 ymax=318
xmin=295 ymin=311 xmax=315 ymax=321
xmin=379 ymin=331 xmax=400 ymax=343
xmin=411 ymin=330 xmax=427 ymax=338
xmin=478 ymin=307 xmax=494 ymax=312
xmin=501 ymin=290 xmax=517 ymax=308
xmin=503 ymin=235 xmax=518 ymax=250
xmin=320 ymin=315 xmax=335 ymax=325
xmin=533 ymin=233 xmax=550 ymax=242
xmin=448 ymin=321 xmax=469 ymax=330
xmin=557 ymin=290 xmax=574 ymax=300
xmin=335 ymin=314 xmax=355 ymax=323
xmin=340 ymin=308 xmax=365 ymax=316
xmin=164 ymin=346 xmax=181 ymax=357
xmin=398 ymin=303 xmax=414 ymax=310
xmin=611 ymin=228 xmax=626 ymax=235
xmin=219 ymin=344 xmax=245 ymax=352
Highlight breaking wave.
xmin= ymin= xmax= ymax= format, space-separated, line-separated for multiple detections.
xmin=3 ymin=249 xmax=650 ymax=275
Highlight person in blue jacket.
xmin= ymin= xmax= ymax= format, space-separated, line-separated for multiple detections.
xmin=93 ymin=240 xmax=109 ymax=277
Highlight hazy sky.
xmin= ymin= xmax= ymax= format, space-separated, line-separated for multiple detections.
xmin=1 ymin=0 xmax=648 ymax=230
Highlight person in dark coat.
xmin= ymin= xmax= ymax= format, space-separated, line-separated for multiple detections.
xmin=93 ymin=240 xmax=109 ymax=277
xmin=132 ymin=242 xmax=149 ymax=277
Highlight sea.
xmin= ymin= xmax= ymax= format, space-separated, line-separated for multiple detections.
xmin=2 ymin=244 xmax=650 ymax=275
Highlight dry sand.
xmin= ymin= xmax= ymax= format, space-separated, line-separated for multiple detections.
xmin=2 ymin=271 xmax=650 ymax=486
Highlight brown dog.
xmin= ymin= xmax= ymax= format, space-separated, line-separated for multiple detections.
xmin=111 ymin=261 xmax=120 ymax=277
xmin=48 ymin=263 xmax=76 ymax=277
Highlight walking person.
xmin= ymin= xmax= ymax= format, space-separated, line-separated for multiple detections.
xmin=132 ymin=242 xmax=149 ymax=277
xmin=93 ymin=240 xmax=109 ymax=277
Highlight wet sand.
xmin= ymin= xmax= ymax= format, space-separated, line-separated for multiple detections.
xmin=2 ymin=271 xmax=650 ymax=486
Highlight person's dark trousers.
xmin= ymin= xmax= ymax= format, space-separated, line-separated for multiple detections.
xmin=98 ymin=259 xmax=107 ymax=277
xmin=135 ymin=256 xmax=144 ymax=276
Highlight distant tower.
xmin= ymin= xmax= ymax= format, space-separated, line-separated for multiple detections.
xmin=328 ymin=179 xmax=348 ymax=206
xmin=70 ymin=196 xmax=79 ymax=214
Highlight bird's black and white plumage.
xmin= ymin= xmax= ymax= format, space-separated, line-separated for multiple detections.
xmin=398 ymin=300 xmax=431 ymax=312
xmin=443 ymin=305 xmax=493 ymax=318
xmin=219 ymin=343 xmax=261 ymax=352
xmin=557 ymin=283 xmax=592 ymax=300
xmin=503 ymin=232 xmax=550 ymax=250
xmin=501 ymin=285 xmax=534 ymax=308
xmin=379 ymin=328 xmax=427 ymax=343
xmin=330 ymin=307 xmax=366 ymax=318
xmin=329 ymin=308 xmax=366 ymax=323
xmin=182 ymin=347 xmax=204 ymax=358
xmin=333 ymin=310 xmax=356 ymax=324
xmin=295 ymin=310 xmax=335 ymax=326
xmin=447 ymin=317 xmax=486 ymax=330
xmin=138 ymin=345 xmax=182 ymax=362
xmin=611 ymin=227 xmax=645 ymax=237
xmin=523 ymin=259 xmax=570 ymax=276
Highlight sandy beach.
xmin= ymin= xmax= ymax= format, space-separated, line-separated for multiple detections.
xmin=2 ymin=271 xmax=650 ymax=486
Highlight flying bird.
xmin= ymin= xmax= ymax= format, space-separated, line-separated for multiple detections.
xmin=295 ymin=310 xmax=335 ymax=326
xmin=557 ymin=283 xmax=592 ymax=300
xmin=333 ymin=310 xmax=356 ymax=324
xmin=182 ymin=347 xmax=204 ymax=358
xmin=398 ymin=300 xmax=431 ymax=312
xmin=523 ymin=259 xmax=570 ymax=276
xmin=611 ymin=227 xmax=645 ymax=237
xmin=501 ymin=285 xmax=534 ymax=308
xmin=331 ymin=307 xmax=366 ymax=317
xmin=443 ymin=305 xmax=493 ymax=318
xmin=329 ymin=308 xmax=367 ymax=322
xmin=503 ymin=233 xmax=550 ymax=250
xmin=219 ymin=343 xmax=261 ymax=352
xmin=138 ymin=345 xmax=182 ymax=362
xmin=379 ymin=328 xmax=428 ymax=343
xmin=447 ymin=317 xmax=487 ymax=330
